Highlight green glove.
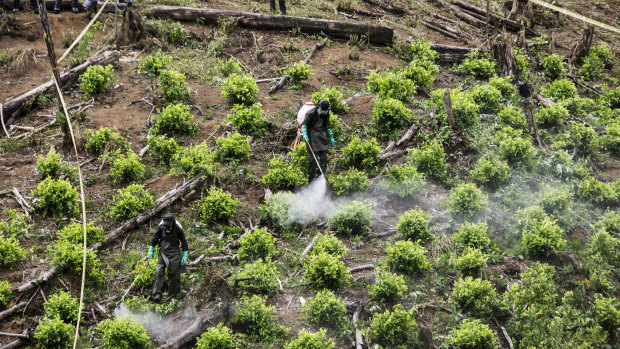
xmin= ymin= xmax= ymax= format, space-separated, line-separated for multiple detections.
xmin=181 ymin=251 xmax=188 ymax=265
xmin=328 ymin=129 xmax=335 ymax=147
xmin=301 ymin=124 xmax=309 ymax=142
xmin=148 ymin=246 xmax=154 ymax=259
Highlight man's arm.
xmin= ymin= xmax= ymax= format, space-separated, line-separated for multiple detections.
xmin=149 ymin=227 xmax=161 ymax=247
xmin=178 ymin=226 xmax=189 ymax=252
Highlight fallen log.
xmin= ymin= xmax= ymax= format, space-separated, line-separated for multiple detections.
xmin=378 ymin=149 xmax=407 ymax=161
xmin=366 ymin=229 xmax=396 ymax=239
xmin=157 ymin=312 xmax=220 ymax=349
xmin=452 ymin=0 xmax=540 ymax=37
xmin=268 ymin=41 xmax=325 ymax=94
xmin=2 ymin=50 xmax=119 ymax=127
xmin=350 ymin=264 xmax=375 ymax=273
xmin=431 ymin=44 xmax=479 ymax=63
xmin=0 ymin=301 xmax=27 ymax=323
xmin=438 ymin=0 xmax=485 ymax=28
xmin=352 ymin=302 xmax=364 ymax=349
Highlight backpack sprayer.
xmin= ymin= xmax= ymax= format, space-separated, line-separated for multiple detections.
xmin=291 ymin=102 xmax=324 ymax=176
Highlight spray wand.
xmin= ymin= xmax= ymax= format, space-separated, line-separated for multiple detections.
xmin=120 ymin=256 xmax=151 ymax=303
xmin=305 ymin=141 xmax=324 ymax=176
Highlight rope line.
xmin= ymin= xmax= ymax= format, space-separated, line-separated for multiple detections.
xmin=58 ymin=0 xmax=111 ymax=63
xmin=528 ymin=0 xmax=620 ymax=35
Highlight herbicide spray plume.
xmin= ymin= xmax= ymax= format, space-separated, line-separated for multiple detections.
xmin=114 ymin=302 xmax=193 ymax=342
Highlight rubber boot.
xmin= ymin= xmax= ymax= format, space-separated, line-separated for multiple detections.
xmin=152 ymin=293 xmax=162 ymax=303
xmin=53 ymin=0 xmax=61 ymax=13
xmin=12 ymin=0 xmax=18 ymax=13
xmin=30 ymin=0 xmax=38 ymax=13
xmin=82 ymin=0 xmax=95 ymax=11
xmin=71 ymin=0 xmax=78 ymax=13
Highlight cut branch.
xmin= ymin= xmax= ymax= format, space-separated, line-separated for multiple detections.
xmin=350 ymin=264 xmax=375 ymax=273
xmin=452 ymin=0 xmax=540 ymax=37
xmin=352 ymin=302 xmax=364 ymax=349
xmin=0 ymin=301 xmax=27 ymax=323
xmin=157 ymin=312 xmax=221 ymax=349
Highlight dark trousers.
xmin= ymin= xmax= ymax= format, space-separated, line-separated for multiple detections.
xmin=270 ymin=0 xmax=285 ymax=14
xmin=307 ymin=148 xmax=327 ymax=182
xmin=11 ymin=0 xmax=37 ymax=10
xmin=153 ymin=259 xmax=181 ymax=297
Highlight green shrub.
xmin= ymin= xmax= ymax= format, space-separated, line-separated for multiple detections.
xmin=514 ymin=48 xmax=530 ymax=77
xmin=494 ymin=127 xmax=535 ymax=165
xmin=0 ymin=209 xmax=29 ymax=237
xmin=230 ymin=295 xmax=287 ymax=340
xmin=286 ymin=61 xmax=314 ymax=89
xmin=98 ymin=316 xmax=151 ymax=349
xmin=233 ymin=258 xmax=279 ymax=296
xmin=579 ymin=54 xmax=604 ymax=81
xmin=447 ymin=183 xmax=488 ymax=218
xmin=79 ymin=64 xmax=117 ymax=97
xmin=312 ymin=87 xmax=349 ymax=115
xmin=36 ymin=148 xmax=76 ymax=179
xmin=385 ymin=240 xmax=430 ymax=274
xmin=222 ymin=74 xmax=258 ymax=105
xmin=147 ymin=135 xmax=180 ymax=164
xmin=402 ymin=59 xmax=437 ymax=90
xmin=454 ymin=51 xmax=497 ymax=78
xmin=365 ymin=305 xmax=418 ymax=349
xmin=369 ymin=268 xmax=408 ymax=302
xmin=535 ymin=104 xmax=569 ymax=126
xmin=0 ymin=281 xmax=13 ymax=309
xmin=453 ymin=222 xmax=491 ymax=251
xmin=383 ymin=164 xmax=425 ymax=198
xmin=196 ymin=323 xmax=240 ymax=349
xmin=432 ymin=88 xmax=480 ymax=129
xmin=514 ymin=205 xmax=549 ymax=232
xmin=138 ymin=51 xmax=171 ymax=78
xmin=262 ymin=156 xmax=307 ymax=190
xmin=50 ymin=240 xmax=103 ymax=280
xmin=371 ymin=98 xmax=412 ymax=138
xmin=56 ymin=222 xmax=104 ymax=246
xmin=85 ymin=127 xmax=127 ymax=156
xmin=408 ymin=141 xmax=450 ymax=182
xmin=542 ymin=53 xmax=566 ymax=80
xmin=471 ymin=84 xmax=502 ymax=113
xmin=396 ymin=207 xmax=430 ymax=243
xmin=329 ymin=168 xmax=368 ymax=196
xmin=590 ymin=43 xmax=614 ymax=65
xmin=454 ymin=247 xmax=488 ymax=277
xmin=593 ymin=295 xmax=620 ymax=335
xmin=238 ymin=228 xmax=276 ymax=261
xmin=301 ymin=289 xmax=347 ymax=328
xmin=599 ymin=121 xmax=620 ymax=156
xmin=328 ymin=200 xmax=372 ymax=236
xmin=539 ymin=186 xmax=572 ymax=214
xmin=151 ymin=103 xmax=199 ymax=137
xmin=110 ymin=184 xmax=154 ymax=222
xmin=446 ymin=318 xmax=498 ymax=349
xmin=43 ymin=291 xmax=79 ymax=323
xmin=575 ymin=177 xmax=617 ymax=207
xmin=110 ymin=151 xmax=145 ymax=183
xmin=571 ymin=121 xmax=596 ymax=155
xmin=215 ymin=131 xmax=251 ymax=163
xmin=559 ymin=97 xmax=597 ymax=117
xmin=541 ymin=78 xmax=577 ymax=101
xmin=310 ymin=233 xmax=347 ymax=258
xmin=595 ymin=210 xmax=620 ymax=237
xmin=450 ymin=276 xmax=498 ymax=316
xmin=366 ymin=70 xmax=416 ymax=101
xmin=33 ymin=177 xmax=79 ymax=220
xmin=285 ymin=329 xmax=335 ymax=349
xmin=200 ymin=186 xmax=239 ymax=223
xmin=488 ymin=76 xmax=517 ymax=99
xmin=304 ymin=252 xmax=350 ymax=290
xmin=170 ymin=142 xmax=216 ymax=178
xmin=522 ymin=217 xmax=566 ymax=257
xmin=261 ymin=191 xmax=311 ymax=232
xmin=157 ymin=69 xmax=190 ymax=103
xmin=587 ymin=229 xmax=620 ymax=267
xmin=603 ymin=86 xmax=620 ymax=109
xmin=540 ymin=149 xmax=590 ymax=181
xmin=340 ymin=137 xmax=381 ymax=173
xmin=227 ymin=103 xmax=268 ymax=135
xmin=219 ymin=58 xmax=242 ymax=77
xmin=35 ymin=317 xmax=75 ymax=349
xmin=132 ymin=259 xmax=156 ymax=288
xmin=407 ymin=38 xmax=439 ymax=63
xmin=0 ymin=233 xmax=25 ymax=268
xmin=469 ymin=153 xmax=511 ymax=190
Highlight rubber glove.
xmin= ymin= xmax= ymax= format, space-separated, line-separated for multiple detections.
xmin=181 ymin=251 xmax=188 ymax=265
xmin=328 ymin=129 xmax=335 ymax=147
xmin=148 ymin=246 xmax=154 ymax=259
xmin=301 ymin=124 xmax=309 ymax=142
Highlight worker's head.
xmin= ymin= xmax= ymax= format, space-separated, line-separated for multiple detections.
xmin=318 ymin=100 xmax=330 ymax=116
xmin=163 ymin=213 xmax=175 ymax=223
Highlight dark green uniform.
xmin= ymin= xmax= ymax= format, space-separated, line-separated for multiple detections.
xmin=302 ymin=107 xmax=330 ymax=181
xmin=150 ymin=216 xmax=187 ymax=298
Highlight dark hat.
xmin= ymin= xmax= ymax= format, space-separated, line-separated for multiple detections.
xmin=163 ymin=213 xmax=175 ymax=222
xmin=318 ymin=100 xmax=330 ymax=110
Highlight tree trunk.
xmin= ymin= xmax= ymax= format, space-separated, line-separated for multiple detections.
xmin=452 ymin=0 xmax=540 ymax=37
xmin=157 ymin=312 xmax=221 ymax=349
xmin=567 ymin=26 xmax=594 ymax=66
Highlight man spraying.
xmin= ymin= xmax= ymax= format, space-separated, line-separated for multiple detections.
xmin=148 ymin=213 xmax=188 ymax=302
xmin=301 ymin=99 xmax=335 ymax=182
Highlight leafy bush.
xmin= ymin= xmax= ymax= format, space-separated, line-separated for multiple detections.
xmin=34 ymin=317 xmax=75 ymax=349
xmin=396 ymin=207 xmax=430 ymax=243
xmin=98 ymin=316 xmax=151 ymax=349
xmin=310 ymin=233 xmax=347 ymax=258
xmin=222 ymin=74 xmax=258 ymax=105
xmin=79 ymin=64 xmax=117 ymax=97
xmin=285 ymin=329 xmax=335 ymax=349
xmin=469 ymin=153 xmax=511 ymax=190
xmin=450 ymin=276 xmax=498 ymax=316
xmin=340 ymin=137 xmax=381 ymax=173
xmin=488 ymin=76 xmax=517 ymax=99
xmin=494 ymin=127 xmax=535 ymax=165
xmin=542 ymin=53 xmax=566 ymax=80
xmin=365 ymin=305 xmax=419 ymax=349
xmin=219 ymin=58 xmax=242 ymax=77
xmin=540 ymin=149 xmax=590 ymax=181
xmin=238 ymin=228 xmax=276 ymax=261
xmin=214 ymin=131 xmax=251 ymax=163
xmin=170 ymin=142 xmax=216 ymax=178
xmin=369 ymin=268 xmax=408 ymax=302
xmin=56 ymin=222 xmax=104 ymax=246
xmin=196 ymin=323 xmax=240 ymax=349
xmin=110 ymin=184 xmax=154 ymax=222
xmin=85 ymin=127 xmax=127 ymax=156
xmin=312 ymin=87 xmax=349 ymax=115
xmin=43 ymin=291 xmax=79 ymax=323
xmin=200 ymin=186 xmax=240 ymax=223
xmin=33 ymin=177 xmax=79 ymax=220
xmin=230 ymin=295 xmax=287 ymax=340
xmin=535 ymin=104 xmax=569 ymax=126
xmin=0 ymin=281 xmax=13 ymax=309
xmin=522 ymin=217 xmax=566 ymax=257
xmin=36 ymin=148 xmax=76 ymax=179
xmin=446 ymin=318 xmax=498 ymax=349
xmin=447 ymin=183 xmax=488 ymax=218
xmin=151 ymin=103 xmax=199 ymax=137
xmin=575 ymin=177 xmax=618 ymax=207
xmin=385 ymin=240 xmax=430 ymax=274
xmin=514 ymin=47 xmax=530 ymax=78
xmin=453 ymin=222 xmax=491 ymax=251
xmin=603 ymin=86 xmax=620 ymax=109
xmin=227 ymin=103 xmax=268 ymax=135
xmin=303 ymin=252 xmax=350 ymax=290
xmin=132 ymin=259 xmax=157 ymax=288
xmin=371 ymin=98 xmax=411 ymax=138
xmin=593 ymin=295 xmax=620 ymax=335
xmin=138 ymin=51 xmax=171 ymax=78
xmin=407 ymin=141 xmax=450 ymax=182
xmin=514 ymin=205 xmax=549 ymax=232
xmin=453 ymin=51 xmax=497 ymax=78
xmin=579 ymin=54 xmax=604 ymax=81
xmin=328 ymin=200 xmax=372 ymax=236
xmin=262 ymin=156 xmax=307 ymax=190
xmin=587 ymin=229 xmax=620 ymax=267
xmin=0 ymin=209 xmax=29 ymax=237
xmin=285 ymin=61 xmax=314 ymax=89
xmin=301 ymin=289 xmax=347 ymax=328
xmin=539 ymin=186 xmax=572 ymax=214
xmin=590 ymin=43 xmax=614 ymax=65
xmin=559 ymin=97 xmax=597 ymax=117
xmin=233 ymin=258 xmax=279 ymax=296
xmin=329 ymin=168 xmax=368 ymax=196
xmin=147 ymin=135 xmax=180 ymax=164
xmin=595 ymin=210 xmax=619 ymax=237
xmin=157 ymin=69 xmax=190 ymax=103
xmin=570 ymin=121 xmax=596 ymax=155
xmin=454 ymin=247 xmax=488 ymax=277
xmin=402 ymin=60 xmax=438 ymax=90
xmin=0 ymin=233 xmax=25 ymax=268
xmin=110 ymin=151 xmax=145 ymax=183
xmin=407 ymin=38 xmax=439 ymax=63
xmin=541 ymin=78 xmax=577 ymax=101
xmin=471 ymin=84 xmax=502 ymax=113
xmin=383 ymin=164 xmax=425 ymax=198
xmin=50 ymin=240 xmax=103 ymax=280
xmin=432 ymin=88 xmax=480 ymax=129
xmin=599 ymin=121 xmax=620 ymax=156
xmin=261 ymin=192 xmax=311 ymax=233
xmin=366 ymin=70 xmax=416 ymax=101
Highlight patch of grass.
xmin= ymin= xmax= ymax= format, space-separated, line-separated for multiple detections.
xmin=0 ymin=48 xmax=37 ymax=74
